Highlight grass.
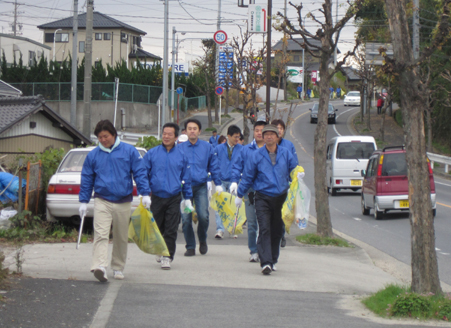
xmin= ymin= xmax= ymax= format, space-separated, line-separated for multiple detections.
xmin=204 ymin=127 xmax=217 ymax=132
xmin=394 ymin=109 xmax=403 ymax=127
xmin=363 ymin=284 xmax=451 ymax=321
xmin=296 ymin=233 xmax=351 ymax=247
xmin=221 ymin=114 xmax=231 ymax=118
xmin=432 ymin=141 xmax=451 ymax=156
xmin=375 ymin=138 xmax=389 ymax=149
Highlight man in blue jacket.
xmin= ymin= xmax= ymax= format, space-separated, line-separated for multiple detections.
xmin=179 ymin=119 xmax=222 ymax=256
xmin=79 ymin=120 xmax=151 ymax=282
xmin=213 ymin=124 xmax=243 ymax=239
xmin=271 ymin=119 xmax=299 ymax=247
xmin=143 ymin=122 xmax=192 ymax=270
xmin=209 ymin=129 xmax=219 ymax=147
xmin=230 ymin=120 xmax=266 ymax=262
xmin=234 ymin=124 xmax=297 ymax=275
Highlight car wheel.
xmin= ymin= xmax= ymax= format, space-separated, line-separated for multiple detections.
xmin=330 ymin=187 xmax=337 ymax=196
xmin=361 ymin=195 xmax=370 ymax=215
xmin=373 ymin=201 xmax=383 ymax=220
xmin=332 ymin=117 xmax=336 ymax=124
xmin=433 ymin=209 xmax=436 ymax=217
xmin=310 ymin=118 xmax=314 ymax=123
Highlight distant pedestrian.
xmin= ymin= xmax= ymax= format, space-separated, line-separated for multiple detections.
xmin=306 ymin=87 xmax=311 ymax=100
xmin=79 ymin=120 xmax=151 ymax=282
xmin=213 ymin=125 xmax=243 ymax=239
xmin=329 ymin=86 xmax=334 ymax=99
xmin=143 ymin=122 xmax=192 ymax=270
xmin=234 ymin=124 xmax=298 ymax=275
xmin=209 ymin=129 xmax=219 ymax=147
xmin=336 ymin=87 xmax=341 ymax=98
xmin=179 ymin=119 xmax=222 ymax=256
xmin=297 ymin=84 xmax=302 ymax=99
xmin=377 ymin=97 xmax=384 ymax=114
xmin=218 ymin=135 xmax=227 ymax=144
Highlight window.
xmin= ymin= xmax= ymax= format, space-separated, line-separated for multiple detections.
xmin=132 ymin=36 xmax=141 ymax=47
xmin=366 ymin=158 xmax=376 ymax=177
xmin=336 ymin=142 xmax=375 ymax=160
xmin=104 ymin=33 xmax=111 ymax=40
xmin=121 ymin=33 xmax=128 ymax=43
xmin=28 ymin=51 xmax=35 ymax=66
xmin=95 ymin=61 xmax=101 ymax=68
xmin=55 ymin=33 xmax=69 ymax=42
xmin=79 ymin=41 xmax=85 ymax=53
xmin=95 ymin=33 xmax=102 ymax=40
xmin=45 ymin=33 xmax=54 ymax=43
xmin=293 ymin=55 xmax=300 ymax=62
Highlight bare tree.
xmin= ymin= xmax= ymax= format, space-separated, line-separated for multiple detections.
xmin=383 ymin=0 xmax=451 ymax=294
xmin=271 ymin=34 xmax=291 ymax=121
xmin=278 ymin=0 xmax=364 ymax=237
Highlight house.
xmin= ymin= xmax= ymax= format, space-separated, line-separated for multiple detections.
xmin=0 ymin=79 xmax=22 ymax=97
xmin=37 ymin=12 xmax=161 ymax=70
xmin=0 ymin=95 xmax=91 ymax=160
xmin=341 ymin=66 xmax=362 ymax=92
xmin=0 ymin=33 xmax=51 ymax=67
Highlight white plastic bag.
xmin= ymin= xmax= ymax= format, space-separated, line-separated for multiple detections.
xmin=295 ymin=179 xmax=311 ymax=229
xmin=0 ymin=207 xmax=17 ymax=221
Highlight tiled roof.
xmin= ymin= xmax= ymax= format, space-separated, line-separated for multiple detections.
xmin=273 ymin=38 xmax=340 ymax=54
xmin=37 ymin=12 xmax=146 ymax=35
xmin=129 ymin=48 xmax=162 ymax=60
xmin=342 ymin=66 xmax=361 ymax=80
xmin=0 ymin=96 xmax=91 ymax=144
xmin=0 ymin=80 xmax=22 ymax=97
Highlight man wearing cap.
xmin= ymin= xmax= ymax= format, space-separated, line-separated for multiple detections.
xmin=233 ymin=124 xmax=297 ymax=275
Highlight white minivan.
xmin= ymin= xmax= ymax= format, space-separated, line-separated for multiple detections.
xmin=326 ymin=136 xmax=377 ymax=196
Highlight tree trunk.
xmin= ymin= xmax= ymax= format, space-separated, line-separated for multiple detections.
xmin=225 ymin=88 xmax=229 ymax=115
xmin=379 ymin=94 xmax=391 ymax=142
xmin=214 ymin=95 xmax=219 ymax=123
xmin=385 ymin=0 xmax=441 ymax=295
xmin=426 ymin=106 xmax=433 ymax=152
xmin=366 ymin=81 xmax=372 ymax=131
xmin=314 ymin=52 xmax=333 ymax=238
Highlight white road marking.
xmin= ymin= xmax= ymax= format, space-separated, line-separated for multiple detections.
xmin=333 ymin=107 xmax=357 ymax=137
xmin=436 ymin=248 xmax=441 ymax=251
xmin=440 ymin=252 xmax=450 ymax=256
xmin=353 ymin=217 xmax=362 ymax=221
xmin=435 ymin=181 xmax=451 ymax=187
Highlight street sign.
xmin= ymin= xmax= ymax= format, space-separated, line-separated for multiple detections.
xmin=176 ymin=87 xmax=183 ymax=95
xmin=215 ymin=86 xmax=224 ymax=95
xmin=248 ymin=4 xmax=267 ymax=33
xmin=214 ymin=30 xmax=227 ymax=44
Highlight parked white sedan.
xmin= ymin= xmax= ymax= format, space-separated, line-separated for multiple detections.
xmin=343 ymin=91 xmax=361 ymax=106
xmin=46 ymin=146 xmax=147 ymax=223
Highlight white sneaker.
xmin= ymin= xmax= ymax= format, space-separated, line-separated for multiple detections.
xmin=156 ymin=255 xmax=162 ymax=263
xmin=233 ymin=234 xmax=238 ymax=239
xmin=215 ymin=230 xmax=224 ymax=239
xmin=161 ymin=257 xmax=172 ymax=270
xmin=249 ymin=253 xmax=259 ymax=262
xmin=94 ymin=266 xmax=108 ymax=282
xmin=261 ymin=265 xmax=272 ymax=275
xmin=113 ymin=270 xmax=124 ymax=280
xmin=272 ymin=265 xmax=277 ymax=272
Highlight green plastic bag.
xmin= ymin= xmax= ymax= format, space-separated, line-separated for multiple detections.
xmin=128 ymin=202 xmax=170 ymax=256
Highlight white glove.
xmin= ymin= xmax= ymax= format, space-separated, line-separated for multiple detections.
xmin=216 ymin=185 xmax=223 ymax=196
xmin=180 ymin=200 xmax=186 ymax=213
xmin=142 ymin=195 xmax=151 ymax=209
xmin=229 ymin=182 xmax=238 ymax=195
xmin=185 ymin=199 xmax=194 ymax=212
xmin=235 ymin=197 xmax=243 ymax=208
xmin=207 ymin=181 xmax=212 ymax=200
xmin=79 ymin=203 xmax=87 ymax=218
xmin=297 ymin=172 xmax=305 ymax=180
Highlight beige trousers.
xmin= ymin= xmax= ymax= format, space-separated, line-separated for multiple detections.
xmin=90 ymin=198 xmax=131 ymax=272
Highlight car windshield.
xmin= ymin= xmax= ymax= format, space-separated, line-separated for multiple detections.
xmin=381 ymin=153 xmax=407 ymax=176
xmin=347 ymin=92 xmax=360 ymax=97
xmin=58 ymin=151 xmax=89 ymax=172
xmin=336 ymin=142 xmax=375 ymax=160
xmin=311 ymin=104 xmax=334 ymax=113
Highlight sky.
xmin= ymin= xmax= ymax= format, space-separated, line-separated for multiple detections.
xmin=0 ymin=0 xmax=358 ymax=64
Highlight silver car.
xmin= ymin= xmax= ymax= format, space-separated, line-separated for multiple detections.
xmin=343 ymin=91 xmax=361 ymax=106
xmin=46 ymin=146 xmax=147 ymax=223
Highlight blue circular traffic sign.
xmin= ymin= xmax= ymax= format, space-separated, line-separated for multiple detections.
xmin=215 ymin=86 xmax=224 ymax=95
xmin=213 ymin=30 xmax=227 ymax=45
xmin=176 ymin=87 xmax=183 ymax=95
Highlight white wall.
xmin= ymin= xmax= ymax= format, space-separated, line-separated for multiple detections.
xmin=0 ymin=34 xmax=50 ymax=67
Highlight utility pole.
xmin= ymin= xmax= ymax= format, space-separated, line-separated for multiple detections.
xmin=412 ymin=0 xmax=420 ymax=59
xmin=265 ymin=0 xmax=272 ymax=118
xmin=282 ymin=0 xmax=287 ymax=101
xmin=216 ymin=0 xmax=222 ymax=122
xmin=171 ymin=26 xmax=176 ymax=122
xmin=162 ymin=0 xmax=169 ymax=126
xmin=334 ymin=0 xmax=338 ymax=66
xmin=13 ymin=0 xmax=17 ymax=36
xmin=83 ymin=0 xmax=93 ymax=138
xmin=71 ymin=0 xmax=78 ymax=127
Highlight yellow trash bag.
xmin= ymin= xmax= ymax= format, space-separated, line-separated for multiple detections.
xmin=210 ymin=192 xmax=247 ymax=235
xmin=311 ymin=89 xmax=315 ymax=98
xmin=128 ymin=202 xmax=170 ymax=256
xmin=282 ymin=165 xmax=308 ymax=233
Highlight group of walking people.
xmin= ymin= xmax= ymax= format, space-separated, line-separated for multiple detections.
xmin=79 ymin=115 xmax=300 ymax=283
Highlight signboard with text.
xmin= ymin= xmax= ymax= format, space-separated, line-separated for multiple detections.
xmin=248 ymin=4 xmax=267 ymax=33
xmin=287 ymin=66 xmax=304 ymax=83
xmin=218 ymin=46 xmax=234 ymax=87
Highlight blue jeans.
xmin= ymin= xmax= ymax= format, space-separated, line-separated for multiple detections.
xmin=244 ymin=187 xmax=258 ymax=254
xmin=182 ymin=183 xmax=209 ymax=250
xmin=214 ymin=181 xmax=232 ymax=232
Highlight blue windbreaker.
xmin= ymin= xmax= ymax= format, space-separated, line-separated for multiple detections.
xmin=237 ymin=145 xmax=297 ymax=198
xmin=231 ymin=140 xmax=260 ymax=183
xmin=179 ymin=139 xmax=221 ymax=187
xmin=213 ymin=143 xmax=243 ymax=182
xmin=79 ymin=141 xmax=150 ymax=203
xmin=143 ymin=144 xmax=192 ymax=199
xmin=279 ymin=138 xmax=299 ymax=165
xmin=209 ymin=135 xmax=219 ymax=148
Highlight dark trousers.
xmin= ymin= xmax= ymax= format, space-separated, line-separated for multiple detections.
xmin=255 ymin=191 xmax=287 ymax=268
xmin=150 ymin=194 xmax=181 ymax=260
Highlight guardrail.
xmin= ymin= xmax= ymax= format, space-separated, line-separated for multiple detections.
xmin=427 ymin=152 xmax=451 ymax=173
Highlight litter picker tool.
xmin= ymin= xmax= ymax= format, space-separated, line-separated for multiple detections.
xmin=231 ymin=205 xmax=240 ymax=238
xmin=76 ymin=214 xmax=85 ymax=250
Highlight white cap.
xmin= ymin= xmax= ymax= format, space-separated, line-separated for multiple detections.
xmin=178 ymin=134 xmax=188 ymax=143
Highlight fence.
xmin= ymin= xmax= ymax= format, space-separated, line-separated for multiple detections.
xmin=11 ymin=82 xmax=207 ymax=111
xmin=428 ymin=152 xmax=451 ymax=173
xmin=17 ymin=161 xmax=43 ymax=217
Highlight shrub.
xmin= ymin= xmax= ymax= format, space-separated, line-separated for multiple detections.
xmin=390 ymin=293 xmax=432 ymax=317
xmin=135 ymin=136 xmax=162 ymax=150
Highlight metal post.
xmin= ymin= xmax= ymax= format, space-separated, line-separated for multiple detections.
xmin=113 ymin=77 xmax=119 ymax=127
xmin=219 ymin=95 xmax=222 ymax=125
xmin=265 ymin=0 xmax=272 ymax=118
xmin=53 ymin=28 xmax=62 ymax=62
xmin=302 ymin=48 xmax=305 ymax=100
xmin=83 ymin=0 xmax=93 ymax=138
xmin=283 ymin=0 xmax=287 ymax=101
xmin=177 ymin=94 xmax=180 ymax=125
xmin=157 ymin=99 xmax=161 ymax=140
xmin=171 ymin=26 xmax=176 ymax=123
xmin=334 ymin=0 xmax=338 ymax=66
xmin=70 ymin=0 xmax=78 ymax=126
xmin=162 ymin=0 xmax=169 ymax=126
xmin=215 ymin=0 xmax=222 ymax=123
